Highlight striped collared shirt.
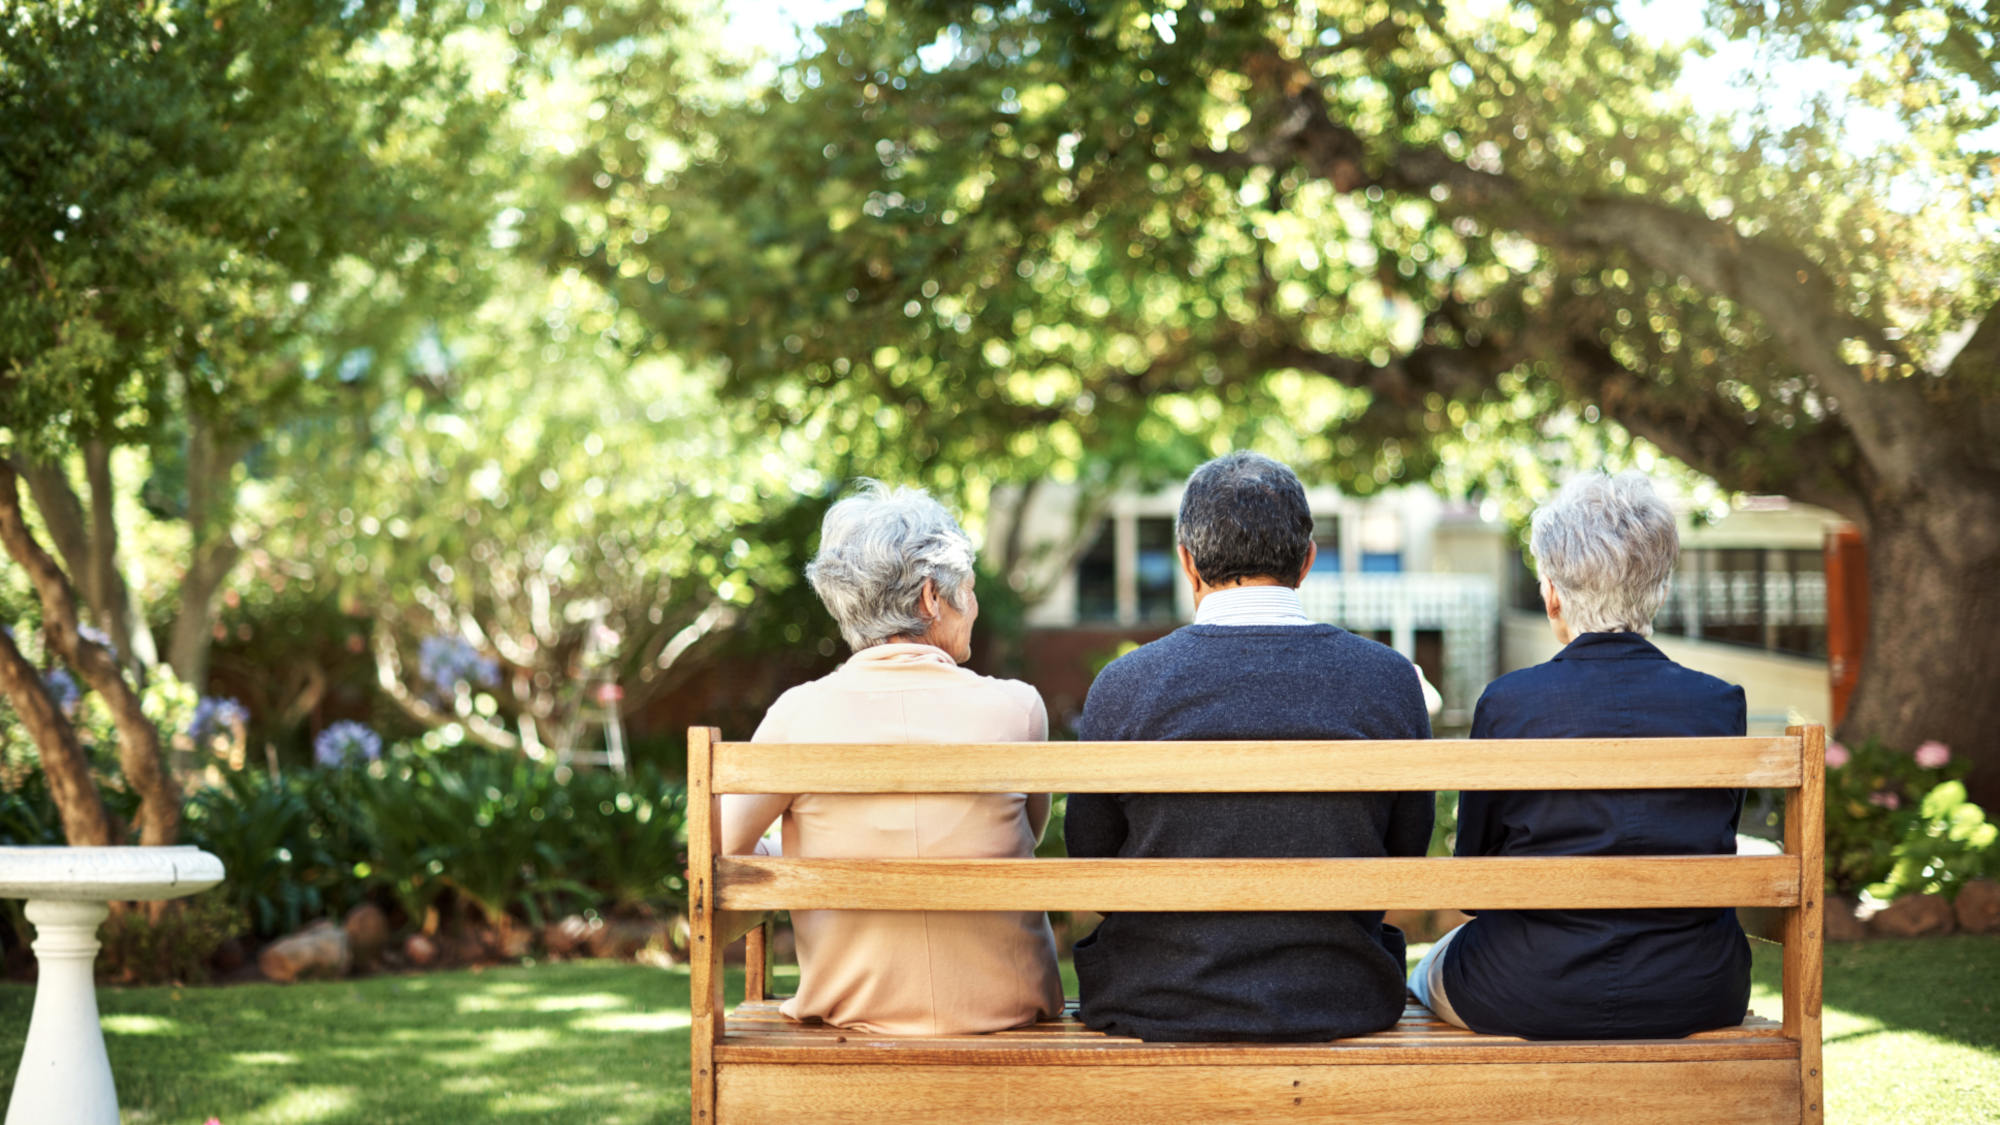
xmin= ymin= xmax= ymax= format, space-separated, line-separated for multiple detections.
xmin=1192 ymin=585 xmax=1312 ymax=627
xmin=1191 ymin=583 xmax=1443 ymax=714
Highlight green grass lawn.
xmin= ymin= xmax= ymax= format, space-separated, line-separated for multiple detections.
xmin=0 ymin=938 xmax=1994 ymax=1124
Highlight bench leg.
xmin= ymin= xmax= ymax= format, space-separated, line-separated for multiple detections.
xmin=745 ymin=921 xmax=768 ymax=1004
xmin=688 ymin=726 xmax=723 ymax=1124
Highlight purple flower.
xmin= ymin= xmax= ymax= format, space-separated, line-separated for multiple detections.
xmin=1824 ymin=742 xmax=1851 ymax=769
xmin=188 ymin=697 xmax=250 ymax=743
xmin=1867 ymin=790 xmax=1902 ymax=810
xmin=417 ymin=635 xmax=498 ymax=698
xmin=1914 ymin=740 xmax=1951 ymax=769
xmin=77 ymin=624 xmax=115 ymax=657
xmin=43 ymin=668 xmax=80 ymax=715
xmin=314 ymin=721 xmax=383 ymax=768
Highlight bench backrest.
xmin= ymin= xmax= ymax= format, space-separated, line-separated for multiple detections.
xmin=686 ymin=725 xmax=1825 ymax=1123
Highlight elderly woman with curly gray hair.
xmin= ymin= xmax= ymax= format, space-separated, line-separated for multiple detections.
xmin=720 ymin=482 xmax=1063 ymax=1036
xmin=1408 ymin=471 xmax=1752 ymax=1040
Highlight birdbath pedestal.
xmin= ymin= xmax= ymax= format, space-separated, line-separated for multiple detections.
xmin=0 ymin=846 xmax=225 ymax=1125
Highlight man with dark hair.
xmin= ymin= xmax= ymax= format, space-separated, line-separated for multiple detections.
xmin=1067 ymin=451 xmax=1434 ymax=1042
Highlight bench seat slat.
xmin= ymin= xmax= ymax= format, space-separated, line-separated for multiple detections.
xmin=716 ymin=855 xmax=1801 ymax=911
xmin=711 ymin=737 xmax=1803 ymax=794
xmin=716 ymin=1032 xmax=1800 ymax=1056
xmin=719 ymin=1000 xmax=1794 ymax=1064
xmin=717 ymin=1060 xmax=1805 ymax=1123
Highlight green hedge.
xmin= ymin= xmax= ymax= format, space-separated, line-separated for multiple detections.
xmin=2 ymin=752 xmax=688 ymax=943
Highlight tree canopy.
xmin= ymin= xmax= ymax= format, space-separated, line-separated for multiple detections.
xmin=4 ymin=1 xmax=1998 ymax=825
xmin=532 ymin=0 xmax=2000 ymax=796
xmin=0 ymin=1 xmax=512 ymax=842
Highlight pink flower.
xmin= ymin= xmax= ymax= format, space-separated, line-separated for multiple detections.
xmin=1867 ymin=790 xmax=1901 ymax=810
xmin=1914 ymin=740 xmax=1951 ymax=769
xmin=1824 ymin=742 xmax=1851 ymax=769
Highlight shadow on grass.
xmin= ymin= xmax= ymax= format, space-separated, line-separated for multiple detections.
xmin=3 ymin=940 xmax=1994 ymax=1124
xmin=1747 ymin=934 xmax=2000 ymax=1050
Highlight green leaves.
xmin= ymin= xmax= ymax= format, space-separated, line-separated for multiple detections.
xmin=0 ymin=2 xmax=511 ymax=455
xmin=1869 ymin=779 xmax=2000 ymax=902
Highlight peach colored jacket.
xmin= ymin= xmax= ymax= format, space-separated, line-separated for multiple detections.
xmin=722 ymin=643 xmax=1065 ymax=1035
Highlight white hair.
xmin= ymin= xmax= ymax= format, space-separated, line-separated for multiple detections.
xmin=1529 ymin=472 xmax=1679 ymax=636
xmin=805 ymin=480 xmax=976 ymax=651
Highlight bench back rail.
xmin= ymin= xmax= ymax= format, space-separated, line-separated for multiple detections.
xmin=687 ymin=725 xmax=1825 ymax=1125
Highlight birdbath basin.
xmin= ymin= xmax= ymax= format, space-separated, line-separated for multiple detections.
xmin=1 ymin=846 xmax=226 ymax=1125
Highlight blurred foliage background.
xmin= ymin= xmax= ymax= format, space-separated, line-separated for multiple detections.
xmin=1 ymin=0 xmax=1998 ymax=956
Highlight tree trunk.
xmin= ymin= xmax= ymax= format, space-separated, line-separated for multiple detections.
xmin=166 ymin=413 xmax=243 ymax=690
xmin=16 ymin=450 xmax=158 ymax=675
xmin=81 ymin=438 xmax=158 ymax=672
xmin=1838 ymin=501 xmax=2000 ymax=809
xmin=0 ymin=460 xmax=181 ymax=846
xmin=0 ymin=627 xmax=115 ymax=846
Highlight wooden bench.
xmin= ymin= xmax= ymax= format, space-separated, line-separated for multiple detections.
xmin=687 ymin=724 xmax=1826 ymax=1124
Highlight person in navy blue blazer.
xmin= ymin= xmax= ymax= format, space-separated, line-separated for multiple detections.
xmin=1408 ymin=471 xmax=1752 ymax=1039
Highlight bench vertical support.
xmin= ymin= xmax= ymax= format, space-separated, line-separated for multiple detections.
xmin=1783 ymin=724 xmax=1825 ymax=1125
xmin=745 ymin=920 xmax=768 ymax=1004
xmin=688 ymin=726 xmax=724 ymax=1124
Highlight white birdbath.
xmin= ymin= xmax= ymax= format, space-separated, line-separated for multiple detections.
xmin=1 ymin=846 xmax=225 ymax=1125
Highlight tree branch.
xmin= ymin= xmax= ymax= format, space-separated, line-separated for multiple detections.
xmin=82 ymin=438 xmax=157 ymax=671
xmin=0 ymin=619 xmax=115 ymax=846
xmin=1261 ymin=337 xmax=1518 ymax=407
xmin=0 ymin=460 xmax=179 ymax=845
xmin=1551 ymin=332 xmax=1867 ymax=522
xmin=370 ymin=619 xmax=524 ymax=753
xmin=15 ymin=457 xmax=94 ymax=611
xmin=167 ymin=411 xmax=246 ymax=687
xmin=1225 ymin=44 xmax=1939 ymax=496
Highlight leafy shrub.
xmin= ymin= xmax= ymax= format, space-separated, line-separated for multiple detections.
xmin=6 ymin=735 xmax=692 ymax=948
xmin=562 ymin=764 xmax=687 ymax=913
xmin=1824 ymin=737 xmax=1997 ymax=899
xmin=359 ymin=753 xmax=687 ymax=926
xmin=0 ymin=766 xmax=65 ymax=847
xmin=1869 ymin=780 xmax=1998 ymax=902
xmin=182 ymin=769 xmax=367 ymax=940
xmin=96 ymin=888 xmax=246 ymax=985
xmin=360 ymin=752 xmax=587 ymax=928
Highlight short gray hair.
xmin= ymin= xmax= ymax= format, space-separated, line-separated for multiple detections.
xmin=1177 ymin=452 xmax=1314 ymax=586
xmin=805 ymin=480 xmax=977 ymax=651
xmin=1529 ymin=472 xmax=1679 ymax=636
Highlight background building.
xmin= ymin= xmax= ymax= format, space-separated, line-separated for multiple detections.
xmin=991 ymin=482 xmax=1846 ymax=737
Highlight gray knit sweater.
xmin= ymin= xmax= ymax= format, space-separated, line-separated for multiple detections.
xmin=1067 ymin=623 xmax=1434 ymax=1042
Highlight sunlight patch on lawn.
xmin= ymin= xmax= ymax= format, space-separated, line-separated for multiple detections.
xmin=228 ymin=1051 xmax=301 ymax=1067
xmin=454 ymin=991 xmax=544 ymax=1014
xmin=426 ymin=1027 xmax=560 ymax=1066
xmin=245 ymin=1084 xmax=357 ymax=1122
xmin=528 ymin=991 xmax=630 ymax=1012
xmin=386 ymin=1026 xmax=486 ymax=1044
xmin=1822 ymin=1006 xmax=1889 ymax=1039
xmin=100 ymin=1014 xmax=182 ymax=1037
xmin=1823 ymin=1028 xmax=2000 ymax=1124
xmin=568 ymin=1008 xmax=692 ymax=1033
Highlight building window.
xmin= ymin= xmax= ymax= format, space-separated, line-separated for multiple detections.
xmin=1360 ymin=552 xmax=1404 ymax=574
xmin=1311 ymin=517 xmax=1341 ymax=572
xmin=1770 ymin=549 xmax=1828 ymax=658
xmin=1655 ymin=547 xmax=1827 ymax=659
xmin=1136 ymin=517 xmax=1178 ymax=621
xmin=1511 ymin=550 xmax=1543 ymax=613
xmin=1506 ymin=545 xmax=1837 ymax=660
xmin=1076 ymin=521 xmax=1117 ymax=623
